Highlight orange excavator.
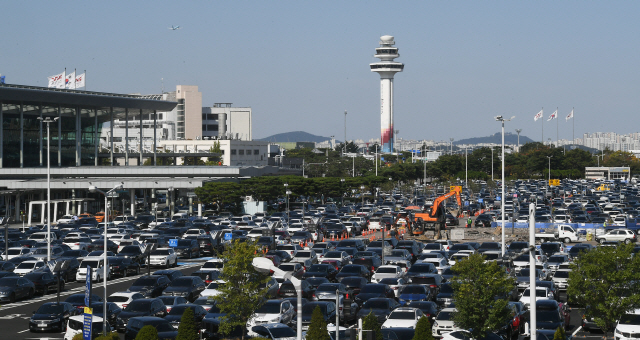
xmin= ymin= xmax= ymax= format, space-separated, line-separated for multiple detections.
xmin=405 ymin=187 xmax=462 ymax=237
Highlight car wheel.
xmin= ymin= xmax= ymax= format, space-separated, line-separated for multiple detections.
xmin=564 ymin=237 xmax=571 ymax=244
xmin=28 ymin=289 xmax=34 ymax=299
xmin=136 ymin=267 xmax=140 ymax=275
xmin=123 ymin=270 xmax=127 ymax=278
xmin=625 ymin=238 xmax=632 ymax=244
xmin=9 ymin=293 xmax=15 ymax=303
xmin=598 ymin=238 xmax=605 ymax=244
xmin=165 ymin=261 xmax=170 ymax=269
xmin=60 ymin=282 xmax=65 ymax=291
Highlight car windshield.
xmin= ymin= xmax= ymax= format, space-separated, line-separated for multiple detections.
xmin=341 ymin=266 xmax=361 ymax=273
xmin=437 ymin=311 xmax=454 ymax=320
xmin=133 ymin=277 xmax=158 ymax=286
xmin=203 ymin=262 xmax=223 ymax=269
xmin=316 ymin=284 xmax=340 ymax=293
xmin=156 ymin=322 xmax=175 ymax=332
xmin=401 ymin=286 xmax=426 ymax=294
xmin=177 ymin=240 xmax=193 ymax=246
xmin=389 ymin=311 xmax=416 ymax=320
xmin=537 ymin=310 xmax=561 ymax=323
xmin=379 ymin=278 xmax=399 ymax=285
xmin=17 ymin=262 xmax=36 ymax=269
xmin=171 ymin=278 xmax=194 ymax=287
xmin=36 ymin=304 xmax=64 ymax=314
xmin=255 ymin=302 xmax=282 ymax=314
xmin=362 ymin=300 xmax=389 ymax=309
xmin=540 ymin=244 xmax=560 ymax=252
xmin=169 ymin=306 xmax=195 ymax=315
xmin=109 ymin=296 xmax=130 ymax=302
xmin=548 ymin=256 xmax=566 ymax=264
xmin=424 ymin=244 xmax=441 ymax=250
xmin=483 ymin=253 xmax=500 ymax=260
xmin=270 ymin=327 xmax=296 ymax=338
xmin=408 ymin=265 xmax=433 ymax=273
xmin=82 ymin=261 xmax=100 ymax=268
xmin=206 ymin=282 xmax=220 ymax=290
xmin=324 ymin=252 xmax=342 ymax=258
xmin=619 ymin=314 xmax=640 ymax=325
xmin=302 ymin=304 xmax=326 ymax=315
xmin=296 ymin=251 xmax=311 ymax=258
xmin=124 ymin=300 xmax=152 ymax=312
xmin=308 ymin=265 xmax=328 ymax=272
xmin=152 ymin=249 xmax=171 ymax=255
xmin=523 ymin=289 xmax=547 ymax=297
xmin=439 ymin=284 xmax=454 ymax=294
xmin=377 ymin=268 xmax=397 ymax=274
xmin=514 ymin=254 xmax=529 ymax=262
xmin=390 ymin=251 xmax=406 ymax=257
xmin=553 ymin=271 xmax=570 ymax=278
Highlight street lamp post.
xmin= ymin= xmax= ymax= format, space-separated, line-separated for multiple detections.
xmin=547 ymin=156 xmax=553 ymax=187
xmin=340 ymin=179 xmax=345 ymax=207
xmin=515 ymin=129 xmax=522 ymax=152
xmin=491 ymin=147 xmax=494 ymax=182
xmin=344 ymin=110 xmax=347 ymax=156
xmin=465 ymin=147 xmax=468 ymax=188
xmin=495 ymin=115 xmax=515 ymax=257
xmin=360 ymin=185 xmax=365 ymax=206
xmin=450 ymin=138 xmax=453 ymax=155
xmin=37 ymin=116 xmax=59 ymax=262
xmin=89 ymin=184 xmax=123 ymax=336
xmin=284 ymin=183 xmax=289 ymax=220
xmin=168 ymin=186 xmax=174 ymax=219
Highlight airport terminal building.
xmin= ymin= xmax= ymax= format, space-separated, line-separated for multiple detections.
xmin=0 ymin=83 xmax=297 ymax=224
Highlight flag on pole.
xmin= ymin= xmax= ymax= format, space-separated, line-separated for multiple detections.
xmin=547 ymin=109 xmax=557 ymax=121
xmin=534 ymin=110 xmax=543 ymax=121
xmin=47 ymin=72 xmax=65 ymax=88
xmin=75 ymin=73 xmax=85 ymax=88
xmin=65 ymin=71 xmax=76 ymax=89
xmin=566 ymin=109 xmax=573 ymax=121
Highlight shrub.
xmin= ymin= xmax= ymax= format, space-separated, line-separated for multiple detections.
xmin=135 ymin=325 xmax=160 ymax=340
xmin=412 ymin=316 xmax=434 ymax=340
xmin=177 ymin=307 xmax=199 ymax=340
xmin=306 ymin=305 xmax=330 ymax=340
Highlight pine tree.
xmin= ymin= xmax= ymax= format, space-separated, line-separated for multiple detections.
xmin=306 ymin=306 xmax=330 ymax=340
xmin=176 ymin=307 xmax=199 ymax=340
xmin=135 ymin=325 xmax=160 ymax=340
xmin=412 ymin=316 xmax=434 ymax=340
xmin=553 ymin=326 xmax=566 ymax=340
xmin=362 ymin=311 xmax=383 ymax=340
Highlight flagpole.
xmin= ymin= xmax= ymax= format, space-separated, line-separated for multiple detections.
xmin=85 ymin=70 xmax=87 ymax=91
xmin=74 ymin=68 xmax=77 ymax=90
xmin=64 ymin=68 xmax=66 ymax=89
xmin=541 ymin=107 xmax=544 ymax=145
xmin=556 ymin=107 xmax=559 ymax=148
xmin=572 ymin=107 xmax=575 ymax=146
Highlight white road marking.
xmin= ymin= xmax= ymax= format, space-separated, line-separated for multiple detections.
xmin=17 ymin=329 xmax=29 ymax=333
xmin=0 ymin=263 xmax=202 ymax=312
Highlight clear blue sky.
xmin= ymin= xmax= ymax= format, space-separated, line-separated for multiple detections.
xmin=2 ymin=1 xmax=638 ymax=143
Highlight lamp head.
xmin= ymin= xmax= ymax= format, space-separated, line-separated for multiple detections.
xmin=114 ymin=184 xmax=123 ymax=190
xmin=88 ymin=185 xmax=97 ymax=193
xmin=495 ymin=115 xmax=503 ymax=121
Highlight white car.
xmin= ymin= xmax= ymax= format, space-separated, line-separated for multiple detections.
xmin=201 ymin=259 xmax=224 ymax=271
xmin=247 ymin=299 xmax=296 ymax=329
xmin=418 ymin=258 xmax=450 ymax=275
xmin=183 ymin=229 xmax=207 ymax=239
xmin=320 ymin=251 xmax=351 ymax=265
xmin=615 ymin=312 xmax=640 ymax=340
xmin=117 ymin=239 xmax=142 ymax=253
xmin=57 ymin=215 xmax=75 ymax=224
xmin=371 ymin=265 xmax=405 ymax=283
xmin=62 ymin=237 xmax=92 ymax=251
xmin=14 ymin=260 xmax=47 ymax=276
xmin=77 ymin=257 xmax=109 ymax=282
xmin=519 ymin=287 xmax=552 ymax=308
xmin=64 ymin=315 xmax=108 ymax=340
xmin=4 ymin=247 xmax=33 ymax=259
xmin=201 ymin=280 xmax=226 ymax=297
xmin=378 ymin=277 xmax=408 ymax=298
xmin=432 ymin=308 xmax=462 ymax=338
xmin=148 ymin=248 xmax=178 ymax=268
xmin=381 ymin=307 xmax=424 ymax=329
xmin=108 ymin=291 xmax=146 ymax=309
xmin=596 ymin=229 xmax=637 ymax=244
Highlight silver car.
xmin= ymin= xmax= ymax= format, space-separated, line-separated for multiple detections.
xmin=595 ymin=228 xmax=637 ymax=244
xmin=551 ymin=269 xmax=571 ymax=291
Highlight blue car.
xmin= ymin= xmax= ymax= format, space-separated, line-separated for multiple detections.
xmin=398 ymin=284 xmax=431 ymax=305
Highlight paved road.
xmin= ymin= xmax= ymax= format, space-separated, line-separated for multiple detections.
xmin=0 ymin=260 xmax=205 ymax=340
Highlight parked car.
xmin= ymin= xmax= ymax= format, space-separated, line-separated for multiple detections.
xmin=117 ymin=298 xmax=168 ymax=332
xmin=356 ymin=298 xmax=400 ymax=323
xmin=164 ymin=304 xmax=207 ymax=329
xmin=109 ymin=257 xmax=141 ymax=278
xmin=381 ymin=307 xmax=424 ymax=329
xmin=128 ymin=275 xmax=171 ymax=298
xmin=123 ymin=316 xmax=177 ymax=340
xmin=595 ymin=228 xmax=637 ymax=244
xmin=246 ymin=299 xmax=296 ymax=329
xmin=29 ymin=302 xmax=78 ymax=332
xmin=24 ymin=272 xmax=60 ymax=295
xmin=162 ymin=276 xmax=206 ymax=302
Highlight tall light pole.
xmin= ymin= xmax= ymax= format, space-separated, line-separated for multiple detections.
xmin=340 ymin=179 xmax=345 ymax=207
xmin=168 ymin=186 xmax=174 ymax=219
xmin=344 ymin=110 xmax=347 ymax=156
xmin=284 ymin=183 xmax=289 ymax=220
xmin=547 ymin=156 xmax=553 ymax=187
xmin=360 ymin=185 xmax=365 ymax=206
xmin=515 ymin=129 xmax=522 ymax=152
xmin=450 ymin=138 xmax=454 ymax=155
xmin=375 ymin=144 xmax=378 ymax=176
xmin=491 ymin=147 xmax=494 ymax=182
xmin=89 ymin=184 xmax=123 ymax=336
xmin=465 ymin=147 xmax=468 ymax=188
xmin=37 ymin=116 xmax=59 ymax=262
xmin=495 ymin=115 xmax=515 ymax=257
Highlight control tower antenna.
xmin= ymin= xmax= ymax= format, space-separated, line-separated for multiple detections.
xmin=370 ymin=35 xmax=404 ymax=153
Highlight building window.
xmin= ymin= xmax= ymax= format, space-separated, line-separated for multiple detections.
xmin=253 ymin=150 xmax=259 ymax=155
xmin=239 ymin=150 xmax=245 ymax=155
xmin=202 ymin=113 xmax=207 ymax=120
xmin=202 ymin=124 xmax=207 ymax=131
xmin=231 ymin=149 xmax=236 ymax=155
xmin=207 ymin=125 xmax=218 ymax=132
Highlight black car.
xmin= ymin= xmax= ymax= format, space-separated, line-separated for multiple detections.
xmin=395 ymin=240 xmax=422 ymax=262
xmin=406 ymin=301 xmax=439 ymax=324
xmin=353 ymin=284 xmax=396 ymax=305
xmin=474 ymin=214 xmax=493 ymax=227
xmin=339 ymin=276 xmax=368 ymax=296
xmin=24 ymin=272 xmax=60 ymax=295
xmin=153 ymin=269 xmax=184 ymax=282
xmin=191 ymin=270 xmax=221 ymax=284
xmin=0 ymin=261 xmax=16 ymax=272
xmin=302 ymin=264 xmax=338 ymax=281
xmin=128 ymin=275 xmax=171 ymax=298
xmin=336 ymin=264 xmax=371 ymax=281
xmin=124 ymin=316 xmax=177 ymax=340
xmin=109 ymin=257 xmax=141 ymax=277
xmin=117 ymin=298 xmax=168 ymax=332
xmin=304 ymin=277 xmax=331 ymax=295
xmin=163 ymin=304 xmax=207 ymax=329
xmin=91 ymin=302 xmax=123 ymax=330
xmin=404 ymin=263 xmax=437 ymax=283
xmin=0 ymin=271 xmax=17 ymax=279
xmin=87 ymin=239 xmax=119 ymax=253
xmin=162 ymin=276 xmax=206 ymax=302
xmin=65 ymin=293 xmax=103 ymax=311
xmin=52 ymin=257 xmax=80 ymax=282
xmin=352 ymin=257 xmax=383 ymax=276
xmin=301 ymin=301 xmax=337 ymax=329
xmin=278 ymin=280 xmax=314 ymax=299
xmin=0 ymin=276 xmax=35 ymax=302
xmin=435 ymin=282 xmax=454 ymax=307
xmin=29 ymin=302 xmax=78 ymax=332
xmin=117 ymin=245 xmax=146 ymax=264
xmin=173 ymin=239 xmax=200 ymax=259
xmin=197 ymin=235 xmax=222 ymax=256
xmin=266 ymin=250 xmax=293 ymax=262
xmin=356 ymin=298 xmax=400 ymax=323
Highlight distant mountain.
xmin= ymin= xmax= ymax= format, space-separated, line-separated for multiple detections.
xmin=455 ymin=132 xmax=534 ymax=145
xmin=257 ymin=131 xmax=334 ymax=143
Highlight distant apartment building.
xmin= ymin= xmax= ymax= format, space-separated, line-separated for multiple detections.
xmin=577 ymin=132 xmax=640 ymax=151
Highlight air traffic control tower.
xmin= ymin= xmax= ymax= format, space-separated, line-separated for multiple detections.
xmin=370 ymin=35 xmax=404 ymax=153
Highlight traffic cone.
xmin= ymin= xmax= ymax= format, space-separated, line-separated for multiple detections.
xmin=323 ymin=237 xmax=326 ymax=242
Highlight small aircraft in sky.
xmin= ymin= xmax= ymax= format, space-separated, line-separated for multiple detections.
xmin=169 ymin=25 xmax=181 ymax=30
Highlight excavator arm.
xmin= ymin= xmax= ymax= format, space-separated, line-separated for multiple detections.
xmin=411 ymin=187 xmax=462 ymax=237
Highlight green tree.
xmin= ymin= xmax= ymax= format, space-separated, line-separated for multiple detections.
xmin=135 ymin=325 xmax=160 ymax=340
xmin=176 ymin=307 xmax=198 ymax=340
xmin=306 ymin=306 xmax=330 ymax=340
xmin=412 ymin=316 xmax=434 ymax=340
xmin=205 ymin=141 xmax=223 ymax=165
xmin=362 ymin=311 xmax=383 ymax=340
xmin=451 ymin=253 xmax=515 ymax=340
xmin=567 ymin=243 xmax=640 ymax=334
xmin=213 ymin=240 xmax=269 ymax=340
xmin=195 ymin=182 xmax=244 ymax=214
xmin=143 ymin=150 xmax=175 ymax=166
xmin=335 ymin=141 xmax=360 ymax=153
xmin=553 ymin=326 xmax=566 ymax=340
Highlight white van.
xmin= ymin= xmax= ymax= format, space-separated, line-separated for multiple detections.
xmin=64 ymin=314 xmax=110 ymax=340
xmin=77 ymin=257 xmax=109 ymax=282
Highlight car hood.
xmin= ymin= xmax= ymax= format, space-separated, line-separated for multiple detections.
xmin=251 ymin=313 xmax=282 ymax=322
xmin=164 ymin=286 xmax=190 ymax=293
xmin=382 ymin=319 xmax=417 ymax=328
xmin=315 ymin=292 xmax=338 ymax=299
xmin=357 ymin=308 xmax=387 ymax=317
xmin=32 ymin=313 xmax=62 ymax=321
xmin=436 ymin=293 xmax=453 ymax=299
xmin=616 ymin=324 xmax=640 ymax=334
xmin=128 ymin=285 xmax=154 ymax=292
xmin=355 ymin=293 xmax=385 ymax=301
